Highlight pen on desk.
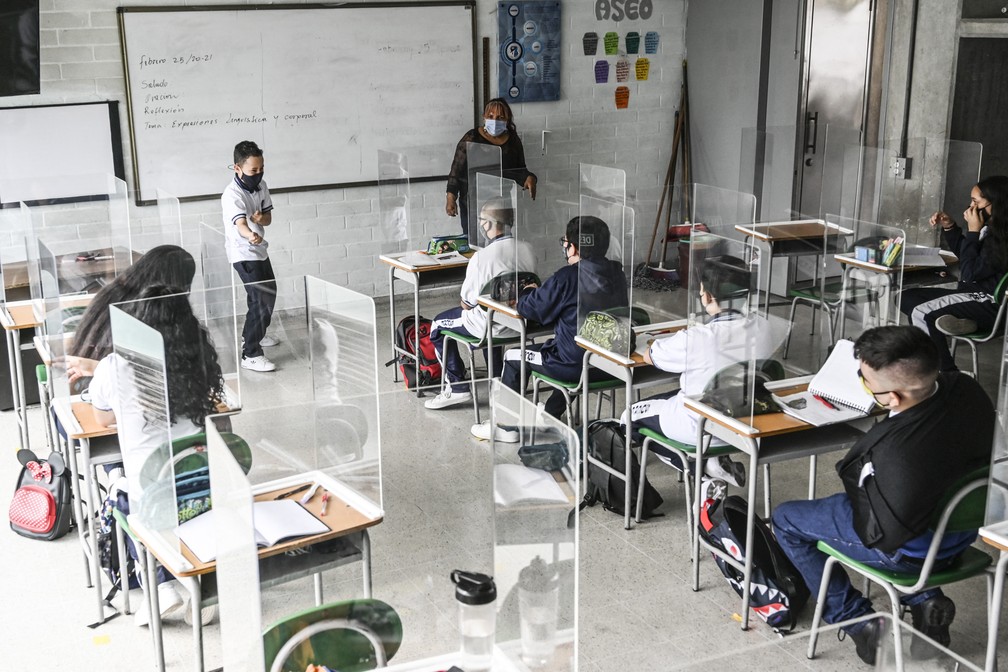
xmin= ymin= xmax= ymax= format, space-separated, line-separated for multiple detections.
xmin=320 ymin=491 xmax=330 ymax=517
xmin=813 ymin=394 xmax=837 ymax=410
xmin=273 ymin=483 xmax=312 ymax=500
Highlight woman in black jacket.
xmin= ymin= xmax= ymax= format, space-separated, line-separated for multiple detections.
xmin=900 ymin=174 xmax=1008 ymax=371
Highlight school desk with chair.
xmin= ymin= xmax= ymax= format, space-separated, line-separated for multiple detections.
xmin=379 ymin=248 xmax=475 ymax=391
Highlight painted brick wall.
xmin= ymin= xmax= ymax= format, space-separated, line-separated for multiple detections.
xmin=3 ymin=0 xmax=685 ymax=302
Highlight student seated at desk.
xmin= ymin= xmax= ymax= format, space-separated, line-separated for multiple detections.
xmin=66 ymin=244 xmax=196 ymax=377
xmin=899 ymin=175 xmax=1008 ymax=371
xmin=425 ymin=197 xmax=537 ymax=410
xmin=772 ymin=326 xmax=993 ymax=664
xmin=89 ymin=284 xmax=225 ymax=627
xmin=472 ymin=216 xmax=627 ymax=441
xmin=621 ymin=256 xmax=781 ymax=487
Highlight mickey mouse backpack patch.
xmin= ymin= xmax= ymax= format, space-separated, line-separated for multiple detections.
xmin=9 ymin=449 xmax=73 ymax=540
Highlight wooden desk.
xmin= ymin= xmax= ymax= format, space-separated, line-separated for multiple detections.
xmin=379 ymin=250 xmax=472 ymax=393
xmin=736 ymin=220 xmax=848 ymax=304
xmin=576 ymin=319 xmax=687 ymax=529
xmin=132 ymin=470 xmax=383 ymax=672
xmin=979 ymin=521 xmax=1008 ymax=672
xmin=50 ymin=395 xmax=120 ymax=627
xmin=684 ymin=388 xmax=869 ymax=630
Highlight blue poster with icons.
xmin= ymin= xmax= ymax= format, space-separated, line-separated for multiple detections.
xmin=497 ymin=2 xmax=561 ymax=103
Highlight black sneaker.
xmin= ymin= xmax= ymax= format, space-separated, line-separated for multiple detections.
xmin=846 ymin=616 xmax=884 ymax=665
xmin=909 ymin=595 xmax=955 ymax=656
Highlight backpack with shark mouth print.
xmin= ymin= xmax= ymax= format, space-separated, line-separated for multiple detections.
xmin=698 ymin=495 xmax=809 ymax=631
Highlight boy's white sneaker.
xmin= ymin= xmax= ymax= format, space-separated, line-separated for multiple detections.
xmin=259 ymin=335 xmax=280 ymax=347
xmin=470 ymin=421 xmax=519 ymax=443
xmin=424 ymin=389 xmax=472 ymax=410
xmin=135 ymin=581 xmax=184 ymax=627
xmin=241 ymin=355 xmax=276 ymax=372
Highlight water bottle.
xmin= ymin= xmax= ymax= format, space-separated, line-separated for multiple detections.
xmin=517 ymin=556 xmax=560 ymax=668
xmin=451 ymin=569 xmax=497 ymax=671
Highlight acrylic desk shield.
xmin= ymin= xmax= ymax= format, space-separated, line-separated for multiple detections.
xmin=825 ymin=214 xmax=906 ymax=340
xmin=152 ymin=188 xmax=185 ymax=250
xmin=212 ymin=281 xmax=383 ymax=670
xmin=466 ymin=142 xmax=502 ymax=248
xmin=685 ymin=232 xmax=788 ymax=431
xmin=23 ymin=174 xmax=133 ymax=301
xmin=376 ymin=148 xmax=417 ymax=249
xmin=195 ymin=218 xmax=232 ymax=295
xmin=491 ymin=382 xmax=577 ymax=672
xmin=0 ymin=204 xmax=31 ymax=303
xmin=988 ymin=330 xmax=1008 ymax=525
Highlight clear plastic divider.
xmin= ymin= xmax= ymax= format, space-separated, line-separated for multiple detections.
xmin=738 ymin=125 xmax=799 ymax=221
xmin=686 ymin=233 xmax=788 ymax=428
xmin=465 ymin=143 xmax=503 ymax=248
xmin=490 ymin=381 xmax=577 ymax=671
xmin=207 ymin=422 xmax=264 ymax=671
xmin=376 ymin=149 xmax=416 ymax=249
xmin=826 ymin=215 xmax=906 ymax=340
xmin=0 ymin=204 xmax=32 ymax=303
xmin=577 ymin=164 xmax=633 ymax=356
xmin=153 ymin=188 xmax=185 ymax=250
xmin=932 ymin=139 xmax=983 ymax=244
xmin=195 ymin=217 xmax=233 ymax=295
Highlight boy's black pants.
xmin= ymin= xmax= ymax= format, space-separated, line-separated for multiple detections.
xmin=233 ymin=258 xmax=277 ymax=358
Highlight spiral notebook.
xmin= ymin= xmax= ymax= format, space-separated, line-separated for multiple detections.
xmin=807 ymin=339 xmax=877 ymax=414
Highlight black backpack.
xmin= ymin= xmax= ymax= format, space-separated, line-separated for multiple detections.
xmin=386 ymin=315 xmax=442 ymax=390
xmin=8 ymin=449 xmax=73 ymax=541
xmin=698 ymin=494 xmax=810 ymax=631
xmin=581 ymin=419 xmax=663 ymax=519
xmin=96 ymin=491 xmax=140 ymax=602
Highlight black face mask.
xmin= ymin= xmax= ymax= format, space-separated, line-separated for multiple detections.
xmin=239 ymin=171 xmax=263 ymax=191
xmin=980 ymin=206 xmax=991 ymax=223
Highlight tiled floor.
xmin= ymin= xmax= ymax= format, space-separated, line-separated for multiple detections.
xmin=2 ymin=285 xmax=1006 ymax=671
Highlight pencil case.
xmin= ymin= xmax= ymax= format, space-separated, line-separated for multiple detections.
xmin=426 ymin=235 xmax=470 ymax=255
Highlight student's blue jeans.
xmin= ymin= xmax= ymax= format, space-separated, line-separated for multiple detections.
xmin=772 ymin=493 xmax=941 ymax=629
xmin=430 ymin=306 xmax=503 ymax=393
xmin=233 ymin=258 xmax=277 ymax=358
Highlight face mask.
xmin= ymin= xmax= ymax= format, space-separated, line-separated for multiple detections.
xmin=484 ymin=119 xmax=507 ymax=137
xmin=239 ymin=170 xmax=263 ymax=191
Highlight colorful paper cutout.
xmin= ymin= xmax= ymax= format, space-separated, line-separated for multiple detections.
xmin=616 ymin=58 xmax=629 ymax=82
xmin=603 ymin=32 xmax=619 ymax=55
xmin=645 ymin=31 xmax=659 ymax=54
xmin=626 ymin=32 xmax=640 ymax=54
xmin=583 ymin=32 xmax=598 ymax=56
xmin=594 ymin=60 xmax=610 ymax=84
xmin=635 ymin=58 xmax=650 ymax=81
xmin=615 ymin=86 xmax=630 ymax=109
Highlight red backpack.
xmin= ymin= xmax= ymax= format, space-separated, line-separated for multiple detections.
xmin=9 ymin=449 xmax=73 ymax=541
xmin=388 ymin=315 xmax=442 ymax=390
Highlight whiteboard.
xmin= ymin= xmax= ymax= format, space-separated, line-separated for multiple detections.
xmin=0 ymin=102 xmax=125 ymax=207
xmin=118 ymin=3 xmax=477 ymax=205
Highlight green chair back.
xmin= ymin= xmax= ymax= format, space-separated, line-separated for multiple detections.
xmin=930 ymin=466 xmax=989 ymax=534
xmin=262 ymin=599 xmax=403 ymax=672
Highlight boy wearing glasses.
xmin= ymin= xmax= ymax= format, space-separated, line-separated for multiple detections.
xmin=772 ymin=326 xmax=994 ymax=665
xmin=471 ymin=215 xmax=627 ymax=441
xmin=425 ymin=198 xmax=536 ymax=410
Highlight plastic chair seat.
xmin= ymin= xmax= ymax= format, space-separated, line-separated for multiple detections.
xmin=816 ymin=541 xmax=992 ymax=587
xmin=529 ymin=369 xmax=622 ymax=426
xmin=440 ymin=328 xmax=525 ymax=424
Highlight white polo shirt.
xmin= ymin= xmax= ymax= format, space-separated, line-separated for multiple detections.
xmin=221 ymin=175 xmax=274 ymax=263
xmin=90 ymin=353 xmax=203 ymax=499
xmin=459 ymin=234 xmax=537 ymax=337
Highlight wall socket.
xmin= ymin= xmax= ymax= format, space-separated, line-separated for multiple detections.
xmin=891 ymin=156 xmax=912 ymax=180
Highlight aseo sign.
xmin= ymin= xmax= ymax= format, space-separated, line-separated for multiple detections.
xmin=595 ymin=0 xmax=653 ymax=21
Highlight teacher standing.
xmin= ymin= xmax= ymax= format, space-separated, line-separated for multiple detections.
xmin=445 ymin=98 xmax=537 ymax=236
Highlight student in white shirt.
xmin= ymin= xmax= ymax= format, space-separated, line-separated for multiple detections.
xmin=89 ymin=285 xmax=225 ymax=626
xmin=622 ymin=256 xmax=782 ymax=487
xmin=222 ymin=140 xmax=279 ymax=373
xmin=425 ymin=197 xmax=537 ymax=410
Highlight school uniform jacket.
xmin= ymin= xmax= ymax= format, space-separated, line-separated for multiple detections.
xmin=836 ymin=371 xmax=993 ymax=554
xmin=943 ymin=225 xmax=1004 ymax=294
xmin=516 ymin=257 xmax=627 ymax=370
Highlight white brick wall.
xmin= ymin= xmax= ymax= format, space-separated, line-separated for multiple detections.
xmin=4 ymin=0 xmax=686 ymax=301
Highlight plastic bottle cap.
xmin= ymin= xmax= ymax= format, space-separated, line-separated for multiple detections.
xmin=518 ymin=556 xmax=559 ymax=593
xmin=451 ymin=569 xmax=497 ymax=605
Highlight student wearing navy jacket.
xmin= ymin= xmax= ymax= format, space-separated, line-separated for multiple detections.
xmin=471 ymin=216 xmax=626 ymax=442
xmin=899 ymin=175 xmax=1008 ymax=371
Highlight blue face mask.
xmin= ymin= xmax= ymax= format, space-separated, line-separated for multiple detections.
xmin=239 ymin=170 xmax=263 ymax=191
xmin=484 ymin=119 xmax=507 ymax=137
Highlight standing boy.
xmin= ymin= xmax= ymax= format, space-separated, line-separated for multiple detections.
xmin=222 ymin=140 xmax=279 ymax=372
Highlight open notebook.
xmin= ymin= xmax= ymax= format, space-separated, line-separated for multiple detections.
xmin=175 ymin=499 xmax=329 ymax=563
xmin=773 ymin=339 xmax=876 ymax=426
